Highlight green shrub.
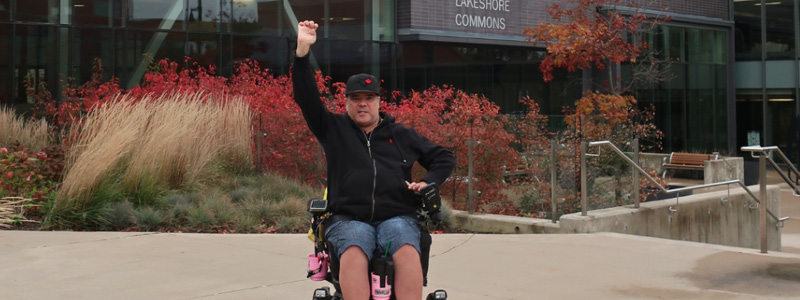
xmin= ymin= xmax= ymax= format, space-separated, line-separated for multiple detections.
xmin=93 ymin=178 xmax=126 ymax=207
xmin=133 ymin=206 xmax=170 ymax=231
xmin=275 ymin=215 xmax=305 ymax=233
xmin=202 ymin=196 xmax=234 ymax=224
xmin=229 ymin=186 xmax=253 ymax=203
xmin=276 ymin=196 xmax=307 ymax=219
xmin=233 ymin=212 xmax=259 ymax=233
xmin=187 ymin=205 xmax=214 ymax=229
xmin=128 ymin=175 xmax=166 ymax=208
xmin=101 ymin=201 xmax=135 ymax=230
xmin=166 ymin=194 xmax=192 ymax=227
xmin=243 ymin=198 xmax=277 ymax=226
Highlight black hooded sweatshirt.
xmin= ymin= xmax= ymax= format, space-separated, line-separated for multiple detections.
xmin=292 ymin=55 xmax=456 ymax=222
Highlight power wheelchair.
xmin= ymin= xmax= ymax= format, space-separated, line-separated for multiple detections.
xmin=306 ymin=183 xmax=448 ymax=300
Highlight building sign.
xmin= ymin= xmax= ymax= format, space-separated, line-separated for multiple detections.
xmin=454 ymin=0 xmax=512 ymax=30
xmin=397 ymin=0 xmax=543 ymax=43
xmin=399 ymin=0 xmax=727 ymax=44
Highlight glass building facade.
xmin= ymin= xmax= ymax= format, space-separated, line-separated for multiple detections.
xmin=0 ymin=0 xmax=397 ymax=108
xmin=734 ymin=0 xmax=800 ymax=160
xmin=0 ymin=0 xmax=768 ymax=154
xmin=631 ymin=25 xmax=731 ymax=153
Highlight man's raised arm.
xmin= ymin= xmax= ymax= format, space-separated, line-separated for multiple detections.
xmin=292 ymin=20 xmax=328 ymax=140
xmin=296 ymin=20 xmax=317 ymax=58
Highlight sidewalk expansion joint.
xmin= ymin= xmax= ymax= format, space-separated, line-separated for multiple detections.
xmin=431 ymin=234 xmax=475 ymax=258
xmin=166 ymin=233 xmax=304 ymax=260
xmin=31 ymin=232 xmax=159 ymax=249
xmin=177 ymin=279 xmax=306 ymax=299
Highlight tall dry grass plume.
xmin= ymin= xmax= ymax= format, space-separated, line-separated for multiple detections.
xmin=56 ymin=92 xmax=253 ymax=211
xmin=0 ymin=106 xmax=50 ymax=150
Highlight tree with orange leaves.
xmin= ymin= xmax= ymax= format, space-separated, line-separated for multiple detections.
xmin=523 ymin=0 xmax=670 ymax=209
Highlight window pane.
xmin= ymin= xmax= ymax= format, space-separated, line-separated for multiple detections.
xmin=376 ymin=0 xmax=394 ymax=41
xmin=667 ymin=26 xmax=684 ymax=62
xmin=766 ymin=0 xmax=794 ymax=59
xmin=0 ymin=0 xmax=10 ymax=21
xmin=734 ymin=0 xmax=762 ymax=60
xmin=686 ymin=28 xmax=715 ymax=64
xmin=219 ymin=34 xmax=232 ymax=76
xmin=0 ymin=25 xmax=11 ymax=106
xmin=232 ymin=34 xmax=285 ymax=73
xmin=766 ymin=89 xmax=796 ymax=147
xmin=329 ymin=0 xmax=364 ymax=40
xmin=687 ymin=64 xmax=715 ymax=151
xmin=13 ymin=25 xmax=58 ymax=105
xmin=232 ymin=0 xmax=280 ymax=35
xmin=71 ymin=28 xmax=115 ymax=84
xmin=17 ymin=0 xmax=59 ymax=23
xmin=378 ymin=42 xmax=396 ymax=92
xmin=187 ymin=0 xmax=221 ymax=32
xmin=119 ymin=30 xmax=187 ymax=88
xmin=128 ymin=0 xmax=185 ymax=30
xmin=72 ymin=0 xmax=122 ymax=26
xmin=714 ymin=30 xmax=727 ymax=64
xmin=668 ymin=64 xmax=686 ymax=150
xmin=736 ymin=89 xmax=763 ymax=147
xmin=316 ymin=39 xmax=367 ymax=81
xmin=188 ymin=33 xmax=219 ymax=67
xmin=290 ymin=0 xmax=323 ymax=36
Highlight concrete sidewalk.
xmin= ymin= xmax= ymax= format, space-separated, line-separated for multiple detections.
xmin=2 ymin=231 xmax=800 ymax=299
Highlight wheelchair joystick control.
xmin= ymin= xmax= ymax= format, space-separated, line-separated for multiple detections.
xmin=370 ymin=255 xmax=394 ymax=300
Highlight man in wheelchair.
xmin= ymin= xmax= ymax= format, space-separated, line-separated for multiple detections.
xmin=308 ymin=184 xmax=449 ymax=300
xmin=293 ymin=20 xmax=456 ymax=300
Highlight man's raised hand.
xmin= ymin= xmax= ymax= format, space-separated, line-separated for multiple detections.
xmin=296 ymin=20 xmax=318 ymax=57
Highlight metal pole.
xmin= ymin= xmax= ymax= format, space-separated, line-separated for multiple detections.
xmin=633 ymin=139 xmax=640 ymax=208
xmin=256 ymin=113 xmax=263 ymax=173
xmin=468 ymin=137 xmax=474 ymax=214
xmin=581 ymin=141 xmax=588 ymax=216
xmin=551 ymin=140 xmax=557 ymax=223
xmin=759 ymin=150 xmax=768 ymax=253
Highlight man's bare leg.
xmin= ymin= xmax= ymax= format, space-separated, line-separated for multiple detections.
xmin=392 ymin=244 xmax=423 ymax=300
xmin=339 ymin=246 xmax=370 ymax=300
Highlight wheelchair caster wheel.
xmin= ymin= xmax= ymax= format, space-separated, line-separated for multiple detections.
xmin=426 ymin=289 xmax=447 ymax=300
xmin=312 ymin=287 xmax=332 ymax=300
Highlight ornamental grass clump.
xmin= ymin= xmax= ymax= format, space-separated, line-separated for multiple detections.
xmin=47 ymin=92 xmax=253 ymax=228
xmin=0 ymin=106 xmax=50 ymax=151
xmin=0 ymin=197 xmax=39 ymax=228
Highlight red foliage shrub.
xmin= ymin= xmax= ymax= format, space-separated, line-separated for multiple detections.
xmin=26 ymin=56 xmax=557 ymax=216
xmin=0 ymin=144 xmax=65 ymax=203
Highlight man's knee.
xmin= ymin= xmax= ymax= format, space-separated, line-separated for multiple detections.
xmin=340 ymin=245 xmax=369 ymax=262
xmin=392 ymin=244 xmax=421 ymax=264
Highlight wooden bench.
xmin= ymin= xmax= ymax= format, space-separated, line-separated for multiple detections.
xmin=662 ymin=153 xmax=719 ymax=177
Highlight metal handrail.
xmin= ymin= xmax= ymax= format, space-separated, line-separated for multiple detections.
xmin=742 ymin=145 xmax=800 ymax=196
xmin=586 ymin=141 xmax=784 ymax=224
xmin=581 ymin=141 xmax=790 ymax=254
xmin=740 ymin=146 xmax=795 ymax=225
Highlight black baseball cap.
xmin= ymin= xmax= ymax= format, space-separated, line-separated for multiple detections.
xmin=345 ymin=73 xmax=380 ymax=95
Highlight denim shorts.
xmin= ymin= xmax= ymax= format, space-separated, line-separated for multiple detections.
xmin=324 ymin=215 xmax=421 ymax=261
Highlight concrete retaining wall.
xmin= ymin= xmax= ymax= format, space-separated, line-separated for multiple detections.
xmin=453 ymin=185 xmax=782 ymax=251
xmin=705 ymin=157 xmax=744 ymax=184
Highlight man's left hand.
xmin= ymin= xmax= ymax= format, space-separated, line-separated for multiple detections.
xmin=405 ymin=181 xmax=428 ymax=192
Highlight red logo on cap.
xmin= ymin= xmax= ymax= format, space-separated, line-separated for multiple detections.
xmin=365 ymin=78 xmax=372 ymax=84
